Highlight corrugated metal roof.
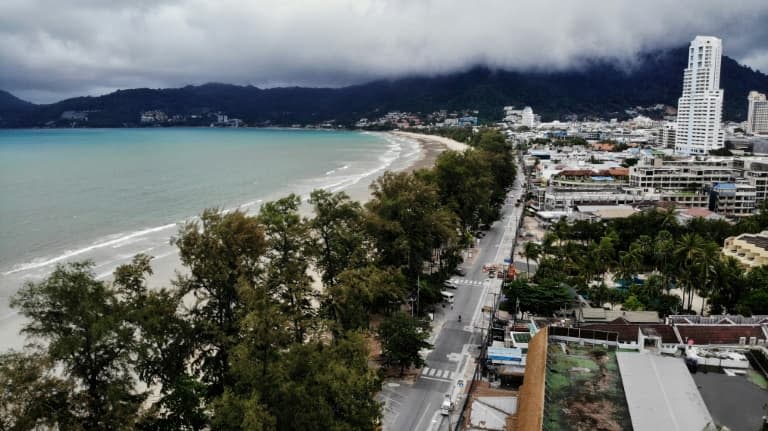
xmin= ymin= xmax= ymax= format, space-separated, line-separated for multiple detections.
xmin=617 ymin=353 xmax=713 ymax=431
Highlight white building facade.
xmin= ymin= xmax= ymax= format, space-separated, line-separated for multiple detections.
xmin=675 ymin=36 xmax=725 ymax=155
xmin=521 ymin=107 xmax=535 ymax=128
xmin=748 ymin=91 xmax=768 ymax=135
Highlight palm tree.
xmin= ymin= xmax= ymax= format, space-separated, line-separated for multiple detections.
xmin=673 ymin=233 xmax=706 ymax=311
xmin=653 ymin=230 xmax=675 ymax=291
xmin=595 ymin=235 xmax=617 ymax=282
xmin=709 ymin=256 xmax=745 ymax=314
xmin=520 ymin=242 xmax=541 ymax=276
xmin=660 ymin=205 xmax=679 ymax=231
xmin=637 ymin=274 xmax=665 ymax=305
xmin=616 ymin=248 xmax=642 ymax=286
xmin=541 ymin=232 xmax=557 ymax=258
xmin=697 ymin=241 xmax=720 ymax=315
xmin=632 ymin=235 xmax=653 ymax=271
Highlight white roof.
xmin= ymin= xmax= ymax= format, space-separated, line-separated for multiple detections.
xmin=617 ymin=353 xmax=714 ymax=431
xmin=469 ymin=397 xmax=517 ymax=430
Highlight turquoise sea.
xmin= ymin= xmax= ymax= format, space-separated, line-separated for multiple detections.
xmin=0 ymin=128 xmax=421 ymax=348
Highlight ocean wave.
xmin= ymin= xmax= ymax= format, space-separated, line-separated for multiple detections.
xmin=324 ymin=164 xmax=350 ymax=176
xmin=3 ymin=223 xmax=178 ymax=276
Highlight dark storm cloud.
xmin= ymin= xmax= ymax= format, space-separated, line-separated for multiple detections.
xmin=1 ymin=0 xmax=767 ymax=103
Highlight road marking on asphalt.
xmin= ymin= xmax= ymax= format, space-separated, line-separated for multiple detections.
xmin=421 ymin=367 xmax=454 ymax=381
xmin=414 ymin=400 xmax=434 ymax=431
xmin=448 ymin=278 xmax=483 ymax=286
xmin=420 ymin=375 xmax=453 ymax=383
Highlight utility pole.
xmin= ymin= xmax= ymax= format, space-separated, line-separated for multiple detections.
xmin=416 ymin=273 xmax=420 ymax=317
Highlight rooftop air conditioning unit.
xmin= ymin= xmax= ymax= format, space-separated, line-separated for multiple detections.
xmin=739 ymin=336 xmax=747 ymax=345
xmin=750 ymin=337 xmax=757 ymax=345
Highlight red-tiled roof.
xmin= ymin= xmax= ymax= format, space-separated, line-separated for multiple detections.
xmin=591 ymin=143 xmax=615 ymax=151
xmin=580 ymin=323 xmax=679 ymax=343
xmin=607 ymin=167 xmax=629 ymax=177
xmin=676 ymin=325 xmax=765 ymax=345
xmin=558 ymin=169 xmax=595 ymax=177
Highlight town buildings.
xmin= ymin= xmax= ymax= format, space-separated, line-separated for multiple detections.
xmin=675 ymin=36 xmax=725 ymax=155
xmin=140 ymin=110 xmax=168 ymax=123
xmin=748 ymin=91 xmax=768 ymax=135
xmin=502 ymin=106 xmax=538 ymax=129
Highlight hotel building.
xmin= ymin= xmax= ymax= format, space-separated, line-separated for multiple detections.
xmin=675 ymin=36 xmax=725 ymax=155
xmin=747 ymin=91 xmax=768 ymax=135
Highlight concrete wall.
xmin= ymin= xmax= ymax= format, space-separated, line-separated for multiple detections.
xmin=515 ymin=326 xmax=548 ymax=431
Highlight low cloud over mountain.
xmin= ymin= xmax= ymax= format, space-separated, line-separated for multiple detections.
xmin=2 ymin=0 xmax=767 ymax=103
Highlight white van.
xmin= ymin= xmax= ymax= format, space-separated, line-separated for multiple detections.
xmin=440 ymin=291 xmax=455 ymax=303
xmin=440 ymin=394 xmax=455 ymax=415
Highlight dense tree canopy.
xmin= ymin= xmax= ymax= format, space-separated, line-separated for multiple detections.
xmin=378 ymin=312 xmax=432 ymax=376
xmin=505 ymin=206 xmax=768 ymax=318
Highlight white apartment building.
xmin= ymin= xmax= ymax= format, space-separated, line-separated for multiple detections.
xmin=521 ymin=107 xmax=535 ymax=128
xmin=627 ymin=156 xmax=768 ymax=216
xmin=503 ymin=106 xmax=536 ymax=128
xmin=747 ymin=91 xmax=768 ymax=135
xmin=675 ymin=36 xmax=725 ymax=155
xmin=735 ymin=158 xmax=768 ymax=203
xmin=659 ymin=122 xmax=677 ymax=149
xmin=629 ymin=157 xmax=735 ymax=192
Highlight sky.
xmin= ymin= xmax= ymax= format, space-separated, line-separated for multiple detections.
xmin=1 ymin=0 xmax=767 ymax=103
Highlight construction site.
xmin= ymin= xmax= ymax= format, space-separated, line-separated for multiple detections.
xmin=542 ymin=343 xmax=631 ymax=431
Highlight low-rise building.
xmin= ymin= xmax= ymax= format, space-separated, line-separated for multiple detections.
xmin=140 ymin=110 xmax=168 ymax=123
xmin=629 ymin=157 xmax=735 ymax=192
xmin=706 ymin=182 xmax=756 ymax=217
xmin=723 ymin=230 xmax=768 ymax=268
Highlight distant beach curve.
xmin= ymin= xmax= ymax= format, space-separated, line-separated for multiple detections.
xmin=390 ymin=130 xmax=471 ymax=153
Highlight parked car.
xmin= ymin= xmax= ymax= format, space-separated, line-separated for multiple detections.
xmin=455 ymin=267 xmax=466 ymax=276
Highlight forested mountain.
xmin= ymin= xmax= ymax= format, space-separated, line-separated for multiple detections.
xmin=0 ymin=90 xmax=33 ymax=111
xmin=1 ymin=46 xmax=766 ymax=127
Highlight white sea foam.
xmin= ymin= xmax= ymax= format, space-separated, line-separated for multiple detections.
xmin=324 ymin=164 xmax=349 ymax=176
xmin=322 ymin=135 xmax=412 ymax=193
xmin=3 ymin=223 xmax=178 ymax=275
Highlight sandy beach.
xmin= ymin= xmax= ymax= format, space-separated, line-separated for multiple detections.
xmin=0 ymin=130 xmax=468 ymax=351
xmin=392 ymin=130 xmax=470 ymax=155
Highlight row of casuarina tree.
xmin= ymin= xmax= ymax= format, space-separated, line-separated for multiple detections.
xmin=0 ymin=130 xmax=517 ymax=430
xmin=510 ymin=206 xmax=768 ymax=318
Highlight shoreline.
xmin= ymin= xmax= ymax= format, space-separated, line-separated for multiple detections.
xmin=0 ymin=130 xmax=467 ymax=351
xmin=145 ymin=131 xmax=460 ymax=289
xmin=391 ymin=130 xmax=471 ymax=154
